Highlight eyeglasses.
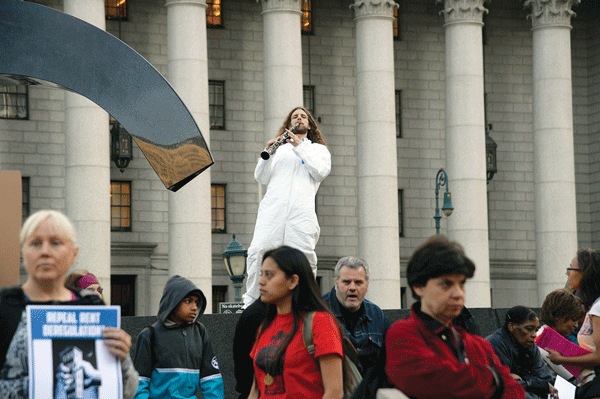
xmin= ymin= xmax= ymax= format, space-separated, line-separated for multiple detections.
xmin=566 ymin=267 xmax=581 ymax=273
xmin=96 ymin=287 xmax=104 ymax=294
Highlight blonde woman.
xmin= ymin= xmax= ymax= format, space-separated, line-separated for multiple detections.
xmin=0 ymin=210 xmax=138 ymax=399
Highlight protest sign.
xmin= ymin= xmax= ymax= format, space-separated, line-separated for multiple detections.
xmin=27 ymin=305 xmax=122 ymax=399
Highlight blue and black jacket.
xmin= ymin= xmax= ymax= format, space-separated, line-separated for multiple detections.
xmin=133 ymin=275 xmax=224 ymax=399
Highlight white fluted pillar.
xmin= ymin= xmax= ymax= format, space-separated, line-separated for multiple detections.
xmin=166 ymin=0 xmax=213 ymax=311
xmin=439 ymin=0 xmax=491 ymax=307
xmin=257 ymin=0 xmax=303 ymax=140
xmin=351 ymin=0 xmax=401 ymax=309
xmin=63 ymin=0 xmax=111 ymax=302
xmin=525 ymin=0 xmax=580 ymax=304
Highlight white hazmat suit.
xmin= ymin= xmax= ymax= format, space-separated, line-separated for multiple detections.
xmin=242 ymin=137 xmax=331 ymax=307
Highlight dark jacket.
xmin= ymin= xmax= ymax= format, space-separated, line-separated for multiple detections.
xmin=486 ymin=326 xmax=554 ymax=397
xmin=454 ymin=306 xmax=481 ymax=336
xmin=0 ymin=285 xmax=104 ymax=371
xmin=323 ymin=286 xmax=391 ymax=375
xmin=233 ymin=299 xmax=267 ymax=399
xmin=133 ymin=275 xmax=224 ymax=399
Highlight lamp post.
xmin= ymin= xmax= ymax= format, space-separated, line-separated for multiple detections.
xmin=222 ymin=234 xmax=248 ymax=303
xmin=434 ymin=167 xmax=454 ymax=234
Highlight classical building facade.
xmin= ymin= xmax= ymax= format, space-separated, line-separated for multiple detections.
xmin=1 ymin=0 xmax=598 ymax=315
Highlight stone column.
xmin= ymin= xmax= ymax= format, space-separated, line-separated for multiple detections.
xmin=525 ymin=0 xmax=580 ymax=304
xmin=166 ymin=0 xmax=213 ymax=311
xmin=439 ymin=0 xmax=491 ymax=306
xmin=351 ymin=0 xmax=401 ymax=309
xmin=256 ymin=0 xmax=303 ymax=140
xmin=63 ymin=0 xmax=112 ymax=302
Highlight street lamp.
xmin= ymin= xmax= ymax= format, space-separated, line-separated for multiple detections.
xmin=434 ymin=167 xmax=454 ymax=234
xmin=222 ymin=234 xmax=248 ymax=303
xmin=110 ymin=121 xmax=133 ymax=172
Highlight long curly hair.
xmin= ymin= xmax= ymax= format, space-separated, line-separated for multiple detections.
xmin=576 ymin=248 xmax=600 ymax=308
xmin=276 ymin=106 xmax=327 ymax=146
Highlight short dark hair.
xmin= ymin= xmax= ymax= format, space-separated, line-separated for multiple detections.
xmin=540 ymin=289 xmax=585 ymax=328
xmin=504 ymin=306 xmax=538 ymax=328
xmin=407 ymin=235 xmax=475 ymax=300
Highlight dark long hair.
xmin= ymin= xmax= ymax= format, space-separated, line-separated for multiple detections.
xmin=576 ymin=248 xmax=600 ymax=308
xmin=276 ymin=106 xmax=327 ymax=146
xmin=257 ymin=246 xmax=342 ymax=380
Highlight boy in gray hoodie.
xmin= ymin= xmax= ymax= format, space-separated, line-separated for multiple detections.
xmin=133 ymin=275 xmax=224 ymax=399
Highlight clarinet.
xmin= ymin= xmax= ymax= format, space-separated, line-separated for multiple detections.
xmin=260 ymin=123 xmax=300 ymax=160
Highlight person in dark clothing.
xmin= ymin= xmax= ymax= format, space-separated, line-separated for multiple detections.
xmin=232 ymin=299 xmax=267 ymax=399
xmin=133 ymin=275 xmax=224 ymax=399
xmin=486 ymin=306 xmax=558 ymax=399
xmin=322 ymin=256 xmax=391 ymax=376
xmin=454 ymin=306 xmax=481 ymax=336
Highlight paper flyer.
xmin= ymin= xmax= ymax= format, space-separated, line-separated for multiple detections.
xmin=536 ymin=325 xmax=591 ymax=378
xmin=27 ymin=305 xmax=122 ymax=399
xmin=551 ymin=375 xmax=576 ymax=399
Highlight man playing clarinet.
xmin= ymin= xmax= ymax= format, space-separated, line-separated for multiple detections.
xmin=242 ymin=106 xmax=331 ymax=308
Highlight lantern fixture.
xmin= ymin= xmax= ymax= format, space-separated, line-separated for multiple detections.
xmin=486 ymin=124 xmax=497 ymax=182
xmin=110 ymin=121 xmax=133 ymax=172
xmin=222 ymin=234 xmax=248 ymax=303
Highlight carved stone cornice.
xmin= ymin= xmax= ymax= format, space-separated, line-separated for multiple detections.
xmin=165 ymin=0 xmax=205 ymax=7
xmin=256 ymin=0 xmax=302 ymax=14
xmin=111 ymin=242 xmax=158 ymax=258
xmin=524 ymin=0 xmax=580 ymax=29
xmin=350 ymin=0 xmax=398 ymax=21
xmin=436 ymin=0 xmax=488 ymax=25
xmin=399 ymin=258 xmax=538 ymax=280
xmin=489 ymin=259 xmax=537 ymax=281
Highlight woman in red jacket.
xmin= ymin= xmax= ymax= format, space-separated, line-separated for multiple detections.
xmin=385 ymin=235 xmax=526 ymax=399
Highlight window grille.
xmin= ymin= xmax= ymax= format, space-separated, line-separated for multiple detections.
xmin=0 ymin=85 xmax=28 ymax=120
xmin=207 ymin=0 xmax=222 ymax=28
xmin=105 ymin=0 xmax=127 ymax=21
xmin=209 ymin=81 xmax=225 ymax=130
xmin=110 ymin=181 xmax=131 ymax=231
xmin=212 ymin=184 xmax=226 ymax=233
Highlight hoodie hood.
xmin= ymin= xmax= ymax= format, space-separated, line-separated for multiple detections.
xmin=157 ymin=275 xmax=207 ymax=324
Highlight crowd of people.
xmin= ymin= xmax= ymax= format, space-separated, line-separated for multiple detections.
xmin=3 ymin=107 xmax=600 ymax=399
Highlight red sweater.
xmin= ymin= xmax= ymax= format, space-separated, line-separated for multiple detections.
xmin=385 ymin=309 xmax=525 ymax=399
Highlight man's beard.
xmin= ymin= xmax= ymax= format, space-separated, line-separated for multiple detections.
xmin=294 ymin=124 xmax=309 ymax=135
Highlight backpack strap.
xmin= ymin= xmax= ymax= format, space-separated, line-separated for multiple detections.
xmin=303 ymin=311 xmax=363 ymax=399
xmin=302 ymin=311 xmax=317 ymax=359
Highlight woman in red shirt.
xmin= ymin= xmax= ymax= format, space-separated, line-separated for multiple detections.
xmin=248 ymin=246 xmax=344 ymax=399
